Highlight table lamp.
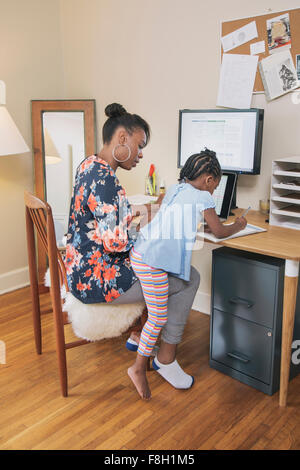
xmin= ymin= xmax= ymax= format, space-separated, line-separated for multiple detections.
xmin=44 ymin=127 xmax=62 ymax=165
xmin=0 ymin=80 xmax=30 ymax=156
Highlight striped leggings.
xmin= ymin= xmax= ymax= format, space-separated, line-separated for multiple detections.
xmin=130 ymin=248 xmax=168 ymax=357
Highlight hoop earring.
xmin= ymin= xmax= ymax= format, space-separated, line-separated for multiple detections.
xmin=112 ymin=144 xmax=131 ymax=162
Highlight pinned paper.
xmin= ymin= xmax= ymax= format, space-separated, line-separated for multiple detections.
xmin=221 ymin=21 xmax=258 ymax=52
xmin=217 ymin=54 xmax=258 ymax=109
xmin=250 ymin=40 xmax=265 ymax=55
xmin=259 ymin=50 xmax=299 ymax=101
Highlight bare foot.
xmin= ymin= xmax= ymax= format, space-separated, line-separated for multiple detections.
xmin=128 ymin=365 xmax=151 ymax=400
xmin=129 ymin=332 xmax=140 ymax=344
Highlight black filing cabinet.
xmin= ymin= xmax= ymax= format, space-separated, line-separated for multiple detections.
xmin=210 ymin=247 xmax=300 ymax=395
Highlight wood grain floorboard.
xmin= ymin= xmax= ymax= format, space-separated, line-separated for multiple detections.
xmin=1 ymin=286 xmax=300 ymax=450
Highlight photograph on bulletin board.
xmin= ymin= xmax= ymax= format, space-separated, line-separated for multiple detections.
xmin=267 ymin=13 xmax=291 ymax=55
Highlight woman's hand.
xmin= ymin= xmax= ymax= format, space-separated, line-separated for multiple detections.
xmin=139 ymin=203 xmax=160 ymax=228
xmin=132 ymin=195 xmax=164 ymax=229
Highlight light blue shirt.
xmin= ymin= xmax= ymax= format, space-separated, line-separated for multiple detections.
xmin=133 ymin=182 xmax=216 ymax=281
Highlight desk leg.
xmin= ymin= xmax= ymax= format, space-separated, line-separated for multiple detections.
xmin=279 ymin=260 xmax=299 ymax=407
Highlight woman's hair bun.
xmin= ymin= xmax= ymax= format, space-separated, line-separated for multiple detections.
xmin=105 ymin=103 xmax=127 ymax=119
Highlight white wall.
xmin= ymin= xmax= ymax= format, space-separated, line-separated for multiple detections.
xmin=0 ymin=0 xmax=64 ymax=293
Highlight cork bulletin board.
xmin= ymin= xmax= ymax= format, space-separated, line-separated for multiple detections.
xmin=221 ymin=8 xmax=300 ymax=92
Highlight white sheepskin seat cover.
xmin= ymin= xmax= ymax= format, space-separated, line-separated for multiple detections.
xmin=44 ymin=269 xmax=144 ymax=342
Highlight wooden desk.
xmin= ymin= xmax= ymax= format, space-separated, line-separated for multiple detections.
xmin=207 ymin=208 xmax=300 ymax=407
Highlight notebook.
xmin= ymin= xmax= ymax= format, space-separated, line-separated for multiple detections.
xmin=197 ymin=223 xmax=267 ymax=242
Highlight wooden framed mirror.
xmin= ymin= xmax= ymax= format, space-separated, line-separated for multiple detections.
xmin=31 ymin=100 xmax=97 ymax=287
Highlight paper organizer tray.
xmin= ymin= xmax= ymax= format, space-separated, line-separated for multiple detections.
xmin=270 ymin=156 xmax=300 ymax=230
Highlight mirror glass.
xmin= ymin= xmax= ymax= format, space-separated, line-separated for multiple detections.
xmin=31 ymin=99 xmax=96 ymax=285
xmin=43 ymin=111 xmax=85 ymax=245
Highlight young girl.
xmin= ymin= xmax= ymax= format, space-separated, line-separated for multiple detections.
xmin=128 ymin=148 xmax=247 ymax=399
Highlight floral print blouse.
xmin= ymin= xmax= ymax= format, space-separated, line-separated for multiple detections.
xmin=65 ymin=155 xmax=137 ymax=303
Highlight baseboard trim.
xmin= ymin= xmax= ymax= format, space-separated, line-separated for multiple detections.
xmin=192 ymin=290 xmax=211 ymax=315
xmin=0 ymin=267 xmax=29 ymax=295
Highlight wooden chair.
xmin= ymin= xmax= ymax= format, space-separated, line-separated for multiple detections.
xmin=24 ymin=191 xmax=148 ymax=397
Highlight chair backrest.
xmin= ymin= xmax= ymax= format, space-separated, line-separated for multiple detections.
xmin=24 ymin=190 xmax=68 ymax=298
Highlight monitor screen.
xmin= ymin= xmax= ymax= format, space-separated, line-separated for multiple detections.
xmin=213 ymin=174 xmax=228 ymax=216
xmin=178 ymin=108 xmax=264 ymax=174
xmin=212 ymin=172 xmax=236 ymax=219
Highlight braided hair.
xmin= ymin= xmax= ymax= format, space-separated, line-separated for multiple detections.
xmin=179 ymin=148 xmax=221 ymax=182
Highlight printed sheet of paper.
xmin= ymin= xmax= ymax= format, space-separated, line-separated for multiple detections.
xmin=267 ymin=13 xmax=291 ymax=54
xmin=197 ymin=223 xmax=266 ymax=242
xmin=217 ymin=54 xmax=258 ymax=109
xmin=259 ymin=49 xmax=299 ymax=101
xmin=250 ymin=40 xmax=265 ymax=56
xmin=221 ymin=21 xmax=258 ymax=52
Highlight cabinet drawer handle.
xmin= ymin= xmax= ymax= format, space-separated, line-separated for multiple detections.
xmin=227 ymin=352 xmax=250 ymax=363
xmin=229 ymin=296 xmax=254 ymax=308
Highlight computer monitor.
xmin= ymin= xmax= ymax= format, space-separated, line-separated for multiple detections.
xmin=178 ymin=108 xmax=264 ymax=175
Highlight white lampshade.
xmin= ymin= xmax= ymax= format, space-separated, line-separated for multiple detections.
xmin=0 ymin=106 xmax=30 ymax=156
xmin=44 ymin=127 xmax=62 ymax=165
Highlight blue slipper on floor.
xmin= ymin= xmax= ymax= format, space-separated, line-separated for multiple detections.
xmin=126 ymin=339 xmax=159 ymax=356
xmin=126 ymin=338 xmax=138 ymax=351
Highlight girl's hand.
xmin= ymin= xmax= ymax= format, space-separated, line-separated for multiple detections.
xmin=203 ymin=208 xmax=247 ymax=239
xmin=234 ymin=216 xmax=247 ymax=231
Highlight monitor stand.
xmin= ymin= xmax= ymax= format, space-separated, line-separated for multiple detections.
xmin=229 ymin=175 xmax=238 ymax=216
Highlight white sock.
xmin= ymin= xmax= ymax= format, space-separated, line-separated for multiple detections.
xmin=153 ymin=356 xmax=194 ymax=389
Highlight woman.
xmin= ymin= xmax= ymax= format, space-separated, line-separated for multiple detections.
xmin=65 ymin=103 xmax=200 ymax=399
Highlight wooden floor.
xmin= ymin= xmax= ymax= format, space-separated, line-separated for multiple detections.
xmin=1 ymin=287 xmax=300 ymax=450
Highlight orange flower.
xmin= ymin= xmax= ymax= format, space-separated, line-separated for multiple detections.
xmin=103 ymin=266 xmax=117 ymax=282
xmin=65 ymin=244 xmax=82 ymax=274
xmin=65 ymin=246 xmax=75 ymax=270
xmin=74 ymin=195 xmax=82 ymax=212
xmin=87 ymin=193 xmax=98 ymax=213
xmin=88 ymin=250 xmax=102 ymax=265
xmin=105 ymin=288 xmax=120 ymax=302
xmin=93 ymin=263 xmax=103 ymax=281
xmin=110 ymin=288 xmax=119 ymax=299
xmin=79 ymin=157 xmax=94 ymax=173
xmin=85 ymin=269 xmax=92 ymax=277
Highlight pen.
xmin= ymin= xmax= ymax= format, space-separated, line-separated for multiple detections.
xmin=241 ymin=206 xmax=251 ymax=218
xmin=147 ymin=178 xmax=153 ymax=196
